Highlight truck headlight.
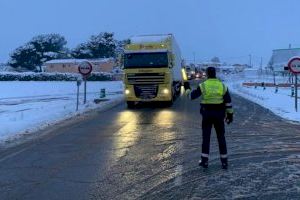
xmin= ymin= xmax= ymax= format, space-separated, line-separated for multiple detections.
xmin=163 ymin=88 xmax=169 ymax=94
xmin=125 ymin=89 xmax=130 ymax=95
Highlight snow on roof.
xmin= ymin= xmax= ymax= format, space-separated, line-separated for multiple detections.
xmin=130 ymin=34 xmax=172 ymax=44
xmin=273 ymin=48 xmax=300 ymax=51
xmin=217 ymin=65 xmax=235 ymax=69
xmin=90 ymin=58 xmax=114 ymax=62
xmin=244 ymin=68 xmax=260 ymax=71
xmin=45 ymin=59 xmax=87 ymax=64
xmin=199 ymin=61 xmax=221 ymax=65
xmin=45 ymin=58 xmax=114 ymax=64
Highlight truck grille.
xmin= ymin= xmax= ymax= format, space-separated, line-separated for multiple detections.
xmin=134 ymin=85 xmax=158 ymax=99
xmin=127 ymin=73 xmax=165 ymax=84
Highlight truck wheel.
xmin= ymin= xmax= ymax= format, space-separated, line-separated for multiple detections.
xmin=176 ymin=85 xmax=181 ymax=96
xmin=174 ymin=82 xmax=181 ymax=96
xmin=127 ymin=101 xmax=135 ymax=109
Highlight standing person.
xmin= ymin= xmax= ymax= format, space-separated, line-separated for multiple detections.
xmin=183 ymin=67 xmax=233 ymax=169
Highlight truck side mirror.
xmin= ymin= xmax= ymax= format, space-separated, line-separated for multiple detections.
xmin=169 ymin=54 xmax=175 ymax=68
xmin=170 ymin=61 xmax=174 ymax=68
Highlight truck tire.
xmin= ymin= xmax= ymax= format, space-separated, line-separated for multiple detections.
xmin=173 ymin=82 xmax=181 ymax=96
xmin=127 ymin=101 xmax=135 ymax=109
xmin=176 ymin=84 xmax=181 ymax=96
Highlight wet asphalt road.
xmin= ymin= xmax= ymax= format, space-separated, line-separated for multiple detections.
xmin=1 ymin=86 xmax=300 ymax=199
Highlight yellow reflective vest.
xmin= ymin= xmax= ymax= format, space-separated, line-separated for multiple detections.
xmin=199 ymin=79 xmax=227 ymax=104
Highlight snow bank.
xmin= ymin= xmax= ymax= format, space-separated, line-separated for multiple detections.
xmin=45 ymin=59 xmax=88 ymax=64
xmin=222 ymin=73 xmax=300 ymax=122
xmin=0 ymin=81 xmax=124 ymax=143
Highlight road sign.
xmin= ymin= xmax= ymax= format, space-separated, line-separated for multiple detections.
xmin=78 ymin=61 xmax=92 ymax=104
xmin=288 ymin=57 xmax=300 ymax=112
xmin=78 ymin=61 xmax=93 ymax=76
xmin=287 ymin=57 xmax=300 ymax=74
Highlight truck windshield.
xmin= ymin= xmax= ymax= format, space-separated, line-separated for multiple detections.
xmin=124 ymin=52 xmax=168 ymax=68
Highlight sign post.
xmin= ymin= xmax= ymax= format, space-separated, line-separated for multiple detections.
xmin=296 ymin=74 xmax=298 ymax=112
xmin=76 ymin=79 xmax=82 ymax=111
xmin=287 ymin=57 xmax=300 ymax=112
xmin=78 ymin=61 xmax=93 ymax=104
xmin=83 ymin=79 xmax=87 ymax=104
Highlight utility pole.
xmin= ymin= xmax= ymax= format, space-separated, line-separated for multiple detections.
xmin=260 ymin=57 xmax=263 ymax=72
xmin=296 ymin=74 xmax=298 ymax=112
xmin=260 ymin=57 xmax=263 ymax=68
xmin=259 ymin=57 xmax=263 ymax=78
xmin=193 ymin=52 xmax=196 ymax=64
xmin=249 ymin=54 xmax=252 ymax=68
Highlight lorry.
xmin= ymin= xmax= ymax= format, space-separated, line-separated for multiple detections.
xmin=122 ymin=34 xmax=183 ymax=108
xmin=185 ymin=64 xmax=196 ymax=80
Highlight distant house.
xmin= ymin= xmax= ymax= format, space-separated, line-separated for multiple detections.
xmin=232 ymin=64 xmax=247 ymax=72
xmin=198 ymin=62 xmax=221 ymax=71
xmin=268 ymin=48 xmax=300 ymax=72
xmin=0 ymin=63 xmax=14 ymax=72
xmin=44 ymin=58 xmax=116 ymax=73
xmin=216 ymin=65 xmax=236 ymax=73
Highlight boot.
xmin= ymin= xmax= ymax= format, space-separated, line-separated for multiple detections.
xmin=199 ymin=156 xmax=208 ymax=168
xmin=221 ymin=158 xmax=228 ymax=169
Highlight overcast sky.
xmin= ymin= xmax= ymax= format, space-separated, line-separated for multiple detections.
xmin=1 ymin=0 xmax=300 ymax=65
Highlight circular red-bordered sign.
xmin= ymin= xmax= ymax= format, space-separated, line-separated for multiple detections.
xmin=288 ymin=57 xmax=300 ymax=74
xmin=78 ymin=61 xmax=93 ymax=76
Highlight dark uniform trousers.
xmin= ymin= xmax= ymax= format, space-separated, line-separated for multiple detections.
xmin=201 ymin=108 xmax=227 ymax=156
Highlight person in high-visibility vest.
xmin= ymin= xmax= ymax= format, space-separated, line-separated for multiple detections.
xmin=184 ymin=67 xmax=233 ymax=169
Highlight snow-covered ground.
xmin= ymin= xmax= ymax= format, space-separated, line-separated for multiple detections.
xmin=0 ymin=81 xmax=124 ymax=143
xmin=221 ymin=71 xmax=300 ymax=122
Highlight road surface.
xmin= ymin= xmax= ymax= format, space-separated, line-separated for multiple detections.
xmin=1 ymin=88 xmax=300 ymax=199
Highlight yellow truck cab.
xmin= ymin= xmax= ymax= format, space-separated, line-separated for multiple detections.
xmin=123 ymin=34 xmax=183 ymax=108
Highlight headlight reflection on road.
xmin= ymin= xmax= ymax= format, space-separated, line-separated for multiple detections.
xmin=113 ymin=111 xmax=140 ymax=159
xmin=151 ymin=110 xmax=180 ymax=161
xmin=153 ymin=110 xmax=176 ymax=127
xmin=153 ymin=110 xmax=177 ymax=141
